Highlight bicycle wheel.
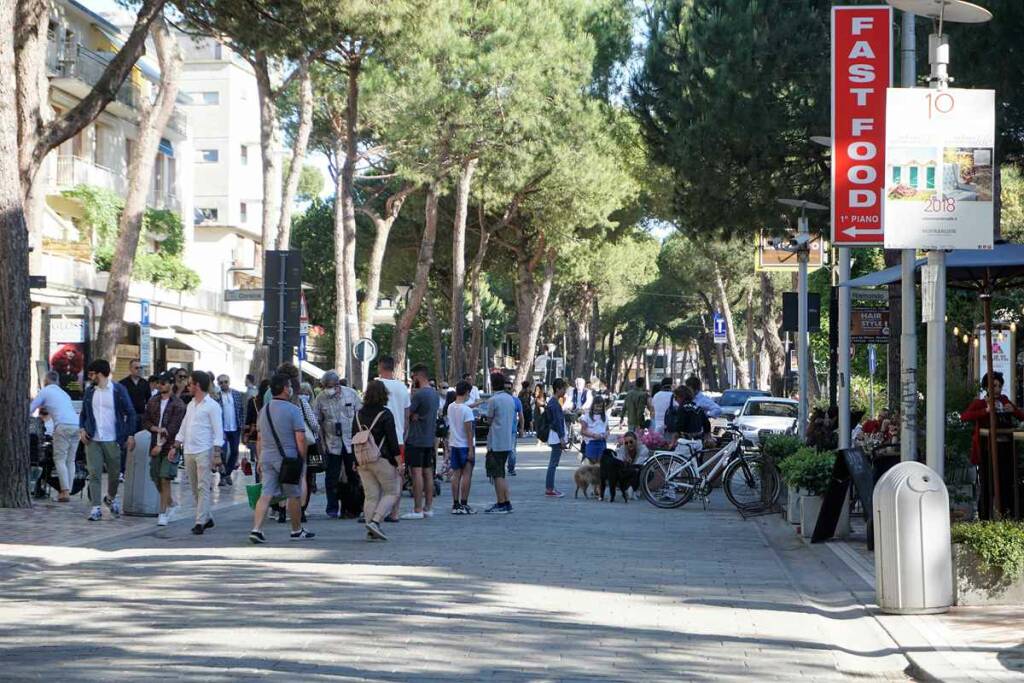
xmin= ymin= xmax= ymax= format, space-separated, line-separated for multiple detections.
xmin=640 ymin=453 xmax=697 ymax=509
xmin=723 ymin=456 xmax=781 ymax=511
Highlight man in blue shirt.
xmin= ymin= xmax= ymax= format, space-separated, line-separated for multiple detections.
xmin=483 ymin=372 xmax=516 ymax=514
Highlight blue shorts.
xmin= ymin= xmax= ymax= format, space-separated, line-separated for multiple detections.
xmin=450 ymin=447 xmax=473 ymax=471
xmin=584 ymin=439 xmax=606 ymax=462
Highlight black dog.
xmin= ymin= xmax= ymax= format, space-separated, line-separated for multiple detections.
xmin=599 ymin=449 xmax=640 ymax=502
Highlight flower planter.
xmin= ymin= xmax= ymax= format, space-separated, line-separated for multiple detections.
xmin=800 ymin=494 xmax=823 ymax=539
xmin=786 ymin=486 xmax=803 ymax=524
xmin=952 ymin=543 xmax=1024 ymax=606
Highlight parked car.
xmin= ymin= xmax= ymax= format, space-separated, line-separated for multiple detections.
xmin=473 ymin=394 xmax=492 ymax=444
xmin=712 ymin=389 xmax=772 ymax=434
xmin=732 ymin=397 xmax=799 ymax=445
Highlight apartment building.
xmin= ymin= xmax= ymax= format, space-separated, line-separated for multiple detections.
xmin=30 ymin=0 xmax=263 ymax=397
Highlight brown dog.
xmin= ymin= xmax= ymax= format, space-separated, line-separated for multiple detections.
xmin=574 ymin=463 xmax=601 ymax=498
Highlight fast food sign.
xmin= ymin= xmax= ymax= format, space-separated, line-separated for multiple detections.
xmin=831 ymin=6 xmax=892 ymax=246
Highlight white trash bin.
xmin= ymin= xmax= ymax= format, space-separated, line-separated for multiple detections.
xmin=873 ymin=461 xmax=952 ymax=614
xmin=123 ymin=430 xmax=159 ymax=517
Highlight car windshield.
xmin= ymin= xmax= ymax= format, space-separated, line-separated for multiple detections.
xmin=744 ymin=401 xmax=798 ymax=418
xmin=719 ymin=390 xmax=766 ymax=406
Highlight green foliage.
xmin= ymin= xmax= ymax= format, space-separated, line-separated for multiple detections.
xmin=297 ymin=165 xmax=325 ymax=202
xmin=291 ymin=198 xmax=338 ymax=362
xmin=952 ymin=521 xmax=1024 ymax=578
xmin=63 ymin=185 xmax=197 ymax=291
xmin=761 ymin=434 xmax=804 ymax=463
xmin=777 ymin=446 xmax=834 ymax=496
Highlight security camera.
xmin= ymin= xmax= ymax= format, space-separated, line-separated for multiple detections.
xmin=790 ymin=234 xmax=811 ymax=247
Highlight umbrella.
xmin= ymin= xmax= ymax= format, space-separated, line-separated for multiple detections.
xmin=840 ymin=242 xmax=1024 ymax=518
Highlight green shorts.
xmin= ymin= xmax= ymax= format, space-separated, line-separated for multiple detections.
xmin=150 ymin=453 xmax=178 ymax=483
xmin=485 ymin=451 xmax=509 ymax=480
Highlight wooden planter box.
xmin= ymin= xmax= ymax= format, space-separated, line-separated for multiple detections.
xmin=953 ymin=543 xmax=1024 ymax=606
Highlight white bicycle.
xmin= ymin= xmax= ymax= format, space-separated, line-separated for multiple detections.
xmin=639 ymin=429 xmax=781 ymax=512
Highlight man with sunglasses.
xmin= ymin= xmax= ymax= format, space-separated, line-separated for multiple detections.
xmin=143 ymin=373 xmax=185 ymax=525
xmin=119 ymin=358 xmax=150 ymax=478
xmin=171 ymin=368 xmax=192 ymax=404
xmin=216 ymin=374 xmax=245 ymax=486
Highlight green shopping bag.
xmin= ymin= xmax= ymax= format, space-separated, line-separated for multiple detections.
xmin=246 ymin=483 xmax=287 ymax=509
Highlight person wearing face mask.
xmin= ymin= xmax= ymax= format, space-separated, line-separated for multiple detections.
xmin=313 ymin=370 xmax=362 ymax=518
xmin=142 ymin=373 xmax=186 ymax=525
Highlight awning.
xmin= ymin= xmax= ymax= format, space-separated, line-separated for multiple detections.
xmin=158 ymin=138 xmax=173 ymax=157
xmin=175 ymin=331 xmax=231 ymax=369
xmin=294 ymin=357 xmax=326 ymax=381
xmin=839 ymin=243 xmax=1024 ymax=291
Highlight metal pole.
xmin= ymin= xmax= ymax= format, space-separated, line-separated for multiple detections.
xmin=900 ymin=10 xmax=919 ymax=462
xmin=838 ymin=247 xmax=851 ymax=448
xmin=924 ymin=30 xmax=949 ymax=478
xmin=798 ymin=215 xmax=809 ymax=439
xmin=277 ymin=252 xmax=286 ymax=368
xmin=982 ymin=278 xmax=1001 ymax=518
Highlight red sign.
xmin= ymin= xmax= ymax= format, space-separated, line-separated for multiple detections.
xmin=831 ymin=6 xmax=891 ymax=246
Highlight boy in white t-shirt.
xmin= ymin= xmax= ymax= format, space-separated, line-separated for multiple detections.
xmin=377 ymin=356 xmax=411 ymax=522
xmin=447 ymin=381 xmax=477 ymax=514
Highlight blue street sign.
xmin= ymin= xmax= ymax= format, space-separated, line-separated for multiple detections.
xmin=868 ymin=345 xmax=877 ymax=375
xmin=713 ymin=312 xmax=727 ymax=344
xmin=298 ymin=334 xmax=307 ymax=362
xmin=140 ymin=299 xmax=150 ymax=326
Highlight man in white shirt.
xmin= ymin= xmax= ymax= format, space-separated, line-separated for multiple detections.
xmin=172 ymin=371 xmax=224 ymax=535
xmin=31 ymin=371 xmax=79 ymax=502
xmin=462 ymin=373 xmax=482 ymax=405
xmin=79 ymin=359 xmax=136 ymax=521
xmin=651 ymin=378 xmax=675 ymax=433
xmin=566 ymin=377 xmax=593 ymax=414
xmin=685 ymin=376 xmax=722 ymax=419
xmin=377 ymin=356 xmax=410 ymax=521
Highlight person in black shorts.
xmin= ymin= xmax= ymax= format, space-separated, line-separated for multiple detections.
xmin=402 ymin=363 xmax=440 ymax=520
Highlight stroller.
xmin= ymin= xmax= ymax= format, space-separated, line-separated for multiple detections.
xmin=401 ymin=446 xmax=445 ymax=498
xmin=31 ymin=419 xmax=87 ymax=499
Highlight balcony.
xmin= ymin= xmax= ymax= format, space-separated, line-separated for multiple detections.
xmin=47 ymin=155 xmax=127 ymax=194
xmin=166 ymin=108 xmax=187 ymax=136
xmin=47 ymin=43 xmax=139 ymax=110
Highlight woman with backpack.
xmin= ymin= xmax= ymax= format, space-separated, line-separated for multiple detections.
xmin=351 ymin=379 xmax=401 ymax=541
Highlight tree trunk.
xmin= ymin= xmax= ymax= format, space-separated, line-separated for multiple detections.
xmin=464 ymin=208 xmax=491 ymax=386
xmin=513 ymin=245 xmax=556 ymax=385
xmin=275 ymin=59 xmax=312 ymax=249
xmin=95 ymin=16 xmax=182 ymax=363
xmin=698 ymin=333 xmax=719 ymax=390
xmin=391 ymin=184 xmax=440 ymax=379
xmin=426 ymin=296 xmax=444 ymax=381
xmin=341 ymin=61 xmax=360 ymax=385
xmin=253 ymin=52 xmax=282 ymax=252
xmin=357 ymin=184 xmax=415 ymax=340
xmin=759 ymin=272 xmax=787 ymax=395
xmin=713 ymin=261 xmax=749 ymax=388
xmin=332 ymin=142 xmax=350 ymax=380
xmin=0 ymin=0 xmax=32 ymax=507
xmin=745 ymin=288 xmax=755 ymax=389
xmin=450 ymin=156 xmax=478 ymax=384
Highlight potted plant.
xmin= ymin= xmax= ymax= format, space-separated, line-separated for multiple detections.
xmin=778 ymin=447 xmax=835 ymax=538
xmin=762 ymin=435 xmax=804 ymax=523
xmin=951 ymin=521 xmax=1024 ymax=605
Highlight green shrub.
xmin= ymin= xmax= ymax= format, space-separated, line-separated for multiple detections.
xmin=952 ymin=521 xmax=1024 ymax=578
xmin=761 ymin=434 xmax=803 ymax=463
xmin=777 ymin=447 xmax=835 ymax=496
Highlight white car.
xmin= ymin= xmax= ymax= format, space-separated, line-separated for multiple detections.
xmin=732 ymin=397 xmax=798 ymax=444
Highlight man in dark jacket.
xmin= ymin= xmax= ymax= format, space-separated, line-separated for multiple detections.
xmin=216 ymin=374 xmax=246 ymax=486
xmin=119 ymin=358 xmax=150 ymax=475
xmin=80 ymin=359 xmax=136 ymax=521
xmin=142 ymin=373 xmax=186 ymax=525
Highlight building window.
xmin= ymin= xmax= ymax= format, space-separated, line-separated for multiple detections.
xmin=892 ymin=167 xmax=901 ymax=185
xmin=239 ymin=202 xmax=247 ymax=223
xmin=926 ymin=166 xmax=936 ymax=190
xmin=196 ymin=208 xmax=219 ymax=224
xmin=189 ymin=91 xmax=219 ymax=105
xmin=909 ymin=166 xmax=919 ymax=188
xmin=240 ymin=145 xmax=248 ymax=165
xmin=198 ymin=149 xmax=219 ymax=163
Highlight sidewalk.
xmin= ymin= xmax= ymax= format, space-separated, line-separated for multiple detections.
xmin=2 ymin=469 xmax=251 ymax=548
xmin=813 ymin=519 xmax=1024 ymax=680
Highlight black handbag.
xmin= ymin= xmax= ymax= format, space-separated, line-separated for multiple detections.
xmin=301 ymin=409 xmax=325 ymax=472
xmin=266 ymin=401 xmax=303 ymax=485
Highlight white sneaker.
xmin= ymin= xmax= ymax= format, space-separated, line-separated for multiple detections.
xmin=157 ymin=513 xmax=168 ymax=526
xmin=423 ymin=509 xmax=434 ymax=518
xmin=400 ymin=511 xmax=425 ymax=520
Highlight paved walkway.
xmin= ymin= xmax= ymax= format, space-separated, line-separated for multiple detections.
xmin=0 ymin=440 xmax=929 ymax=681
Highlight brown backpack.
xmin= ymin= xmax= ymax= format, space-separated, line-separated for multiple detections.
xmin=352 ymin=412 xmax=384 ymax=466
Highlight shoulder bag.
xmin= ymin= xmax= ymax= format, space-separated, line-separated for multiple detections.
xmin=266 ymin=401 xmax=303 ymax=485
xmin=300 ymin=404 xmax=325 ymax=472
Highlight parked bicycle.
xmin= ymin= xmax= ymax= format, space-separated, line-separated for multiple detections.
xmin=639 ymin=428 xmax=781 ymax=512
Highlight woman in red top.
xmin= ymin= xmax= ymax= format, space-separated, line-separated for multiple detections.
xmin=961 ymin=372 xmax=1024 ymax=520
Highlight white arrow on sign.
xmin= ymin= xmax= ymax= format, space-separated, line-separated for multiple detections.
xmin=842 ymin=226 xmax=884 ymax=238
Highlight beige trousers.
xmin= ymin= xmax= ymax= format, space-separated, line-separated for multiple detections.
xmin=185 ymin=449 xmax=214 ymax=525
xmin=360 ymin=459 xmax=400 ymax=524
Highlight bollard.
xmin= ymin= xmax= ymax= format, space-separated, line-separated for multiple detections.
xmin=123 ymin=430 xmax=160 ymax=516
xmin=873 ymin=461 xmax=952 ymax=614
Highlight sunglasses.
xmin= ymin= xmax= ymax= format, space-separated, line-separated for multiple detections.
xmin=218 ymin=380 xmax=230 ymax=384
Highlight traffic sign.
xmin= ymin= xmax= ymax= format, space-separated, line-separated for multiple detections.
xmin=713 ymin=313 xmax=727 ymax=344
xmin=140 ymin=299 xmax=150 ymax=326
xmin=353 ymin=337 xmax=378 ymax=363
xmin=299 ymin=291 xmax=309 ymax=336
xmin=868 ymin=345 xmax=877 ymax=376
xmin=298 ymin=334 xmax=307 ymax=362
xmin=225 ymin=289 xmax=264 ymax=302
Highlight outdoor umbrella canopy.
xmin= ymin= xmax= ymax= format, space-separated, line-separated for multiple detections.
xmin=839 ymin=242 xmax=1024 ymax=518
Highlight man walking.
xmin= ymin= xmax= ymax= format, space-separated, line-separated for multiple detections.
xmin=624 ymin=377 xmax=652 ymax=431
xmin=79 ymin=359 xmax=136 ymax=520
xmin=377 ymin=356 xmax=410 ymax=521
xmin=402 ymin=364 xmax=440 ymax=520
xmin=249 ymin=373 xmax=315 ymax=543
xmin=172 ymin=371 xmax=224 ymax=535
xmin=313 ymin=370 xmax=361 ymax=518
xmin=30 ymin=371 xmax=79 ymax=502
xmin=216 ymin=374 xmax=245 ymax=486
xmin=119 ymin=359 xmax=149 ymax=477
xmin=447 ymin=381 xmax=477 ymax=514
xmin=482 ymin=372 xmax=515 ymax=514
xmin=142 ymin=373 xmax=185 ymax=525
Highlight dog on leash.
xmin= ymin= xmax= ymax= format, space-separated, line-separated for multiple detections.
xmin=573 ymin=462 xmax=601 ymax=498
xmin=599 ymin=449 xmax=640 ymax=502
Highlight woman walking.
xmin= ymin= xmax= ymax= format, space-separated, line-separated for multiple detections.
xmin=352 ymin=380 xmax=401 ymax=541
